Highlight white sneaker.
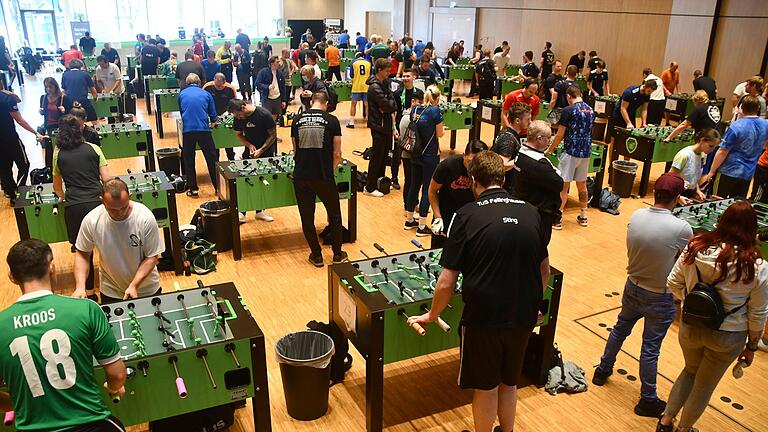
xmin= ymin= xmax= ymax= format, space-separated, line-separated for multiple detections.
xmin=255 ymin=211 xmax=274 ymax=222
xmin=758 ymin=339 xmax=768 ymax=353
xmin=364 ymin=189 xmax=384 ymax=197
xmin=238 ymin=212 xmax=246 ymax=224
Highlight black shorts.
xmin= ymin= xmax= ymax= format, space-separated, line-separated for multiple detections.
xmin=458 ymin=325 xmax=532 ymax=390
xmin=64 ymin=416 xmax=125 ymax=432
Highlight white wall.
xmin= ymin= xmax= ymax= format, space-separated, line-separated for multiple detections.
xmin=344 ymin=0 xmax=394 ymax=38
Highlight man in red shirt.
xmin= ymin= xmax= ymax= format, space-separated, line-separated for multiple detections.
xmin=61 ymin=45 xmax=84 ymax=69
xmin=502 ymin=78 xmax=540 ymax=133
xmin=660 ymin=61 xmax=679 ymax=96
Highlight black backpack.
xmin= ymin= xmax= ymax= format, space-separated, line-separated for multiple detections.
xmin=399 ymin=106 xmax=431 ymax=156
xmin=326 ymin=85 xmax=338 ymax=113
xmin=477 ymin=60 xmax=496 ymax=83
xmin=682 ymin=266 xmax=749 ymax=330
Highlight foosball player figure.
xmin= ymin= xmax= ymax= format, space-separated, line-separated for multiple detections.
xmin=0 ymin=240 xmax=128 ymax=431
xmin=290 ymin=91 xmax=349 ymax=267
xmin=73 ymin=178 xmax=165 ymax=304
xmin=408 ymin=151 xmax=550 ymax=432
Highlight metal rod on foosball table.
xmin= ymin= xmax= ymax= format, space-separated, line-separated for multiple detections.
xmin=177 ymin=294 xmax=201 ymax=345
xmin=196 ymin=348 xmax=217 ymax=388
xmin=169 ymin=355 xmax=188 ymax=398
xmin=421 ymin=304 xmax=451 ymax=332
xmin=151 ymin=297 xmax=175 ymax=351
xmin=398 ymin=309 xmax=426 ymax=335
xmin=225 ymin=343 xmax=241 ymax=368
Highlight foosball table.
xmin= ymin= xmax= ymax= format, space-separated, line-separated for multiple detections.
xmin=13 ymin=172 xmax=183 ymax=274
xmin=96 ymin=122 xmax=156 ymax=170
xmin=153 ymin=88 xmax=180 ymax=138
xmin=474 ymin=99 xmax=551 ymax=139
xmin=87 ymin=93 xmax=122 ymax=119
xmin=83 ymin=55 xmax=98 ymax=70
xmin=414 ymin=78 xmax=452 ymax=102
xmin=0 ymin=282 xmax=271 ymax=432
xmin=145 ymin=75 xmax=180 ymax=115
xmin=329 ymin=247 xmax=564 ymax=432
xmin=505 ymin=64 xmax=522 ymax=77
xmin=439 ymin=102 xmax=475 ymax=150
xmin=328 ymin=80 xmax=353 ymax=102
xmin=446 ymin=64 xmax=475 ymax=81
xmin=217 ymin=156 xmax=358 ymax=260
xmin=664 ymin=93 xmax=725 ymax=121
xmin=498 ymin=76 xmax=523 ymax=99
xmin=547 ymin=142 xmax=607 ymax=174
xmin=611 ymin=126 xmax=695 ymax=197
xmin=589 ymin=95 xmax=620 ymax=142
xmin=176 ymin=114 xmax=247 ymax=151
xmin=673 ymin=198 xmax=768 ymax=256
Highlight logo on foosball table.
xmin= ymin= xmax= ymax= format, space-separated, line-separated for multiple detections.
xmin=626 ymin=137 xmax=638 ymax=154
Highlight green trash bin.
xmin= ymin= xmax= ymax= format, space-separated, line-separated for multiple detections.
xmin=612 ymin=160 xmax=637 ymax=198
xmin=276 ymin=330 xmax=335 ymax=421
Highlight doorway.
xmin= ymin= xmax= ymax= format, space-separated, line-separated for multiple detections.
xmin=366 ymin=11 xmax=391 ymax=40
xmin=21 ymin=10 xmax=58 ymax=51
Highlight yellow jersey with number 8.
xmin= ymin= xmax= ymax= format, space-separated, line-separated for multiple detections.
xmin=351 ymin=59 xmax=372 ymax=93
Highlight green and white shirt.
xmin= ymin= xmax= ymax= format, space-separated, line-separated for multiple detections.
xmin=0 ymin=291 xmax=119 ymax=431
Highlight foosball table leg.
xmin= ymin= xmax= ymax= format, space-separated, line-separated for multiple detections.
xmin=349 ymin=167 xmax=358 ymax=242
xmin=449 ymin=130 xmax=457 ymax=151
xmin=365 ymin=312 xmax=385 ymax=432
xmin=250 ymin=336 xmax=273 ymax=432
xmin=146 ymin=131 xmax=157 ymax=171
xmin=590 ymin=145 xmax=609 ymax=208
xmin=145 ymin=82 xmax=152 ymax=115
xmin=638 ymin=160 xmax=652 ymax=197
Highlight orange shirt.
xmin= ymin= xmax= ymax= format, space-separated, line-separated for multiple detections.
xmin=61 ymin=49 xmax=84 ymax=68
xmin=325 ymin=46 xmax=340 ymax=67
xmin=661 ymin=69 xmax=679 ymax=93
xmin=758 ymin=148 xmax=768 ymax=167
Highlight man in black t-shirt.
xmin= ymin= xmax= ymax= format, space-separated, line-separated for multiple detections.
xmin=540 ymin=42 xmax=554 ymax=79
xmin=494 ymin=40 xmax=509 ymax=55
xmin=542 ymin=60 xmax=563 ymax=101
xmin=551 ymin=65 xmax=578 ymax=115
xmin=428 ymin=139 xmax=488 ymax=248
xmin=409 ymin=150 xmax=549 ymax=432
xmin=567 ymin=50 xmax=585 ymax=72
xmin=79 ymin=32 xmax=96 ymax=56
xmin=692 ymin=69 xmax=717 ymax=100
xmin=176 ymin=52 xmax=206 ymax=89
xmin=587 ymin=51 xmax=602 ymax=72
xmin=290 ymin=92 xmax=348 ymax=267
xmin=204 ymin=74 xmax=238 ymax=159
xmin=0 ymin=90 xmax=41 ymax=197
xmin=140 ymin=39 xmax=160 ymax=77
xmin=100 ymin=43 xmax=121 ymax=69
xmin=157 ymin=41 xmax=171 ymax=64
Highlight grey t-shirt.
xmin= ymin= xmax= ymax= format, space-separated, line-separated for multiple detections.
xmin=76 ymin=202 xmax=164 ymax=298
xmin=626 ymin=207 xmax=693 ymax=292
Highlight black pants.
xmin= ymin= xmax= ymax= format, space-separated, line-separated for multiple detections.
xmin=366 ymin=132 xmax=392 ymax=192
xmin=100 ymin=288 xmax=162 ymax=305
xmin=401 ymin=157 xmax=412 ymax=209
xmin=539 ymin=211 xmax=557 ymax=246
xmin=390 ymin=144 xmax=401 ymax=182
xmin=751 ymin=165 xmax=768 ymax=202
xmin=0 ymin=135 xmax=29 ymax=195
xmin=478 ymin=80 xmax=495 ymax=100
xmin=284 ymin=85 xmax=293 ymax=106
xmin=326 ymin=66 xmax=342 ymax=81
xmin=237 ymin=71 xmax=252 ymax=100
xmin=182 ymin=131 xmax=219 ymax=191
xmin=294 ymin=179 xmax=343 ymax=255
xmin=221 ymin=63 xmax=233 ymax=83
xmin=714 ymin=172 xmax=750 ymax=198
xmin=647 ymin=99 xmax=665 ymax=126
xmin=43 ymin=125 xmax=58 ymax=168
xmin=63 ymin=416 xmax=125 ymax=432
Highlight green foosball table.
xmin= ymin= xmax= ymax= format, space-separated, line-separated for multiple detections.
xmin=0 ymin=282 xmax=272 ymax=432
xmin=456 ymin=57 xmax=471 ymax=65
xmin=87 ymin=93 xmax=122 ymax=119
xmin=440 ymin=102 xmax=475 ymax=150
xmin=217 ymin=156 xmax=358 ymax=260
xmin=664 ymin=94 xmax=725 ymax=121
xmin=498 ymin=76 xmax=523 ymax=98
xmin=329 ymin=248 xmax=564 ymax=432
xmin=341 ymin=49 xmax=357 ymax=59
xmin=415 ymin=78 xmax=453 ymax=101
xmin=329 ymin=80 xmax=353 ymax=102
xmin=177 ymin=114 xmax=247 ymax=152
xmin=145 ymin=75 xmax=179 ymax=115
xmin=51 ymin=122 xmax=156 ymax=170
xmin=290 ymin=70 xmax=302 ymax=88
xmin=611 ymin=126 xmax=695 ymax=197
xmin=153 ymin=89 xmax=180 ymax=138
xmin=83 ymin=55 xmax=98 ymax=70
xmin=546 ymin=142 xmax=607 ymax=174
xmin=446 ymin=64 xmax=475 ymax=81
xmin=506 ymin=64 xmax=522 ymax=77
xmin=575 ymin=75 xmax=588 ymax=93
xmin=588 ymin=95 xmax=620 ymax=142
xmin=126 ymin=55 xmax=140 ymax=80
xmin=13 ymin=173 xmax=183 ymax=274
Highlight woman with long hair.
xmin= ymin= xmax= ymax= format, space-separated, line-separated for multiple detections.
xmin=52 ymin=114 xmax=110 ymax=302
xmin=404 ymin=84 xmax=445 ymax=236
xmin=39 ymin=77 xmax=73 ymax=167
xmin=659 ymin=201 xmax=768 ymax=432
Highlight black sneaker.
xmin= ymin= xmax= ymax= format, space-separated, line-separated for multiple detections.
xmin=186 ymin=189 xmax=199 ymax=197
xmin=635 ymin=397 xmax=667 ymax=418
xmin=332 ymin=251 xmax=349 ymax=264
xmin=404 ymin=219 xmax=418 ymax=230
xmin=416 ymin=226 xmax=431 ymax=237
xmin=392 ymin=180 xmax=401 ymax=190
xmin=592 ymin=366 xmax=612 ymax=386
xmin=655 ymin=420 xmax=674 ymax=432
xmin=308 ymin=253 xmax=324 ymax=267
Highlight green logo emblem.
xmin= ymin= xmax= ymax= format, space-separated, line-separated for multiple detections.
xmin=626 ymin=137 xmax=638 ymax=154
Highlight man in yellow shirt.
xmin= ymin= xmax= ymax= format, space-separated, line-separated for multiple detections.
xmin=216 ymin=41 xmax=234 ymax=83
xmin=348 ymin=52 xmax=370 ymax=128
xmin=325 ymin=39 xmax=341 ymax=81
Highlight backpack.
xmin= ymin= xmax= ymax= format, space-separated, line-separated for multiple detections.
xmin=182 ymin=239 xmax=217 ymax=275
xmin=477 ymin=60 xmax=496 ymax=83
xmin=682 ymin=266 xmax=749 ymax=330
xmin=326 ymin=85 xmax=338 ymax=113
xmin=399 ymin=106 xmax=432 ymax=156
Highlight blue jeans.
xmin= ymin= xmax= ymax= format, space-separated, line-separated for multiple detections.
xmin=598 ymin=278 xmax=676 ymax=400
xmin=406 ymin=153 xmax=439 ymax=217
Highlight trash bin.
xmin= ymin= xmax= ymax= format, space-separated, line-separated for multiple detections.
xmin=199 ymin=200 xmax=232 ymax=252
xmin=276 ymin=330 xmax=335 ymax=421
xmin=612 ymin=160 xmax=637 ymax=198
xmin=156 ymin=147 xmax=181 ymax=178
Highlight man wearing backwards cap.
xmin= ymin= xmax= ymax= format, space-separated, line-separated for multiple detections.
xmin=592 ymin=173 xmax=693 ymax=419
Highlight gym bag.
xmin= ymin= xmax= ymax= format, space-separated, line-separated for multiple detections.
xmin=183 ymin=239 xmax=217 ymax=275
xmin=682 ymin=266 xmax=749 ymax=330
xmin=399 ymin=106 xmax=432 ymax=156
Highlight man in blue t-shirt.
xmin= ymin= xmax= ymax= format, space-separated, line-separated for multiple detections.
xmin=337 ymin=30 xmax=350 ymax=49
xmin=703 ymin=95 xmax=768 ymax=198
xmin=355 ymin=32 xmax=368 ymax=53
xmin=546 ymin=85 xmax=595 ymax=229
xmin=61 ymin=59 xmax=99 ymax=121
xmin=614 ymin=79 xmax=657 ymax=129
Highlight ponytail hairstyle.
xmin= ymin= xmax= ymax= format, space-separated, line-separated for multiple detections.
xmin=424 ymin=84 xmax=441 ymax=107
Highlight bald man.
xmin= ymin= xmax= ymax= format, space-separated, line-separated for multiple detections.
xmin=661 ymin=62 xmax=679 ymax=96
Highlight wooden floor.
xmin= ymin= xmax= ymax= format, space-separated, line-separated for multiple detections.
xmin=3 ymin=74 xmax=766 ymax=432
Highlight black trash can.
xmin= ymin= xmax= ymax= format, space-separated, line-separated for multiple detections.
xmin=200 ymin=200 xmax=232 ymax=252
xmin=612 ymin=160 xmax=637 ymax=198
xmin=157 ymin=147 xmax=181 ymax=178
xmin=276 ymin=330 xmax=335 ymax=421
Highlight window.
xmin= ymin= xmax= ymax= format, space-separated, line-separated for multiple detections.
xmin=115 ymin=1 xmax=148 ymax=43
xmin=256 ymin=0 xmax=281 ymax=38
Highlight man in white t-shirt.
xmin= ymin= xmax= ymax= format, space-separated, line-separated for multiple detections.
xmin=642 ymin=67 xmax=665 ymax=126
xmin=73 ymin=178 xmax=164 ymax=304
xmin=94 ymin=55 xmax=123 ymax=94
xmin=493 ymin=45 xmax=511 ymax=74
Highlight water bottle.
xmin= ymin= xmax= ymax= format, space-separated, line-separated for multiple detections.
xmin=732 ymin=357 xmax=748 ymax=379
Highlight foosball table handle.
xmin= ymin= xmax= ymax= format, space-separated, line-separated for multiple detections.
xmin=409 ymin=321 xmax=426 ymax=336
xmin=4 ymin=411 xmax=14 ymax=426
xmin=176 ymin=377 xmax=188 ymax=398
xmin=435 ymin=316 xmax=451 ymax=333
xmin=103 ymin=382 xmax=121 ymax=403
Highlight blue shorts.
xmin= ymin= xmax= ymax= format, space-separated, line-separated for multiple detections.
xmin=351 ymin=92 xmax=367 ymax=102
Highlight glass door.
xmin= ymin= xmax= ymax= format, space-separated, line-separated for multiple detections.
xmin=21 ymin=10 xmax=58 ymax=51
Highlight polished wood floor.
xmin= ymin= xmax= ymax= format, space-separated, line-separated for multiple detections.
xmin=3 ymin=74 xmax=765 ymax=432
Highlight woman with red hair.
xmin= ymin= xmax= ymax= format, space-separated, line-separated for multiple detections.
xmin=659 ymin=201 xmax=768 ymax=432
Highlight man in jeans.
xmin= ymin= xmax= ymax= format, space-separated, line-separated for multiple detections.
xmin=592 ymin=173 xmax=692 ymax=418
xmin=291 ymin=92 xmax=348 ymax=267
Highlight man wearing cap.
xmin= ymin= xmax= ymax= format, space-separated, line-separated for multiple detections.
xmin=592 ymin=173 xmax=693 ymax=419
